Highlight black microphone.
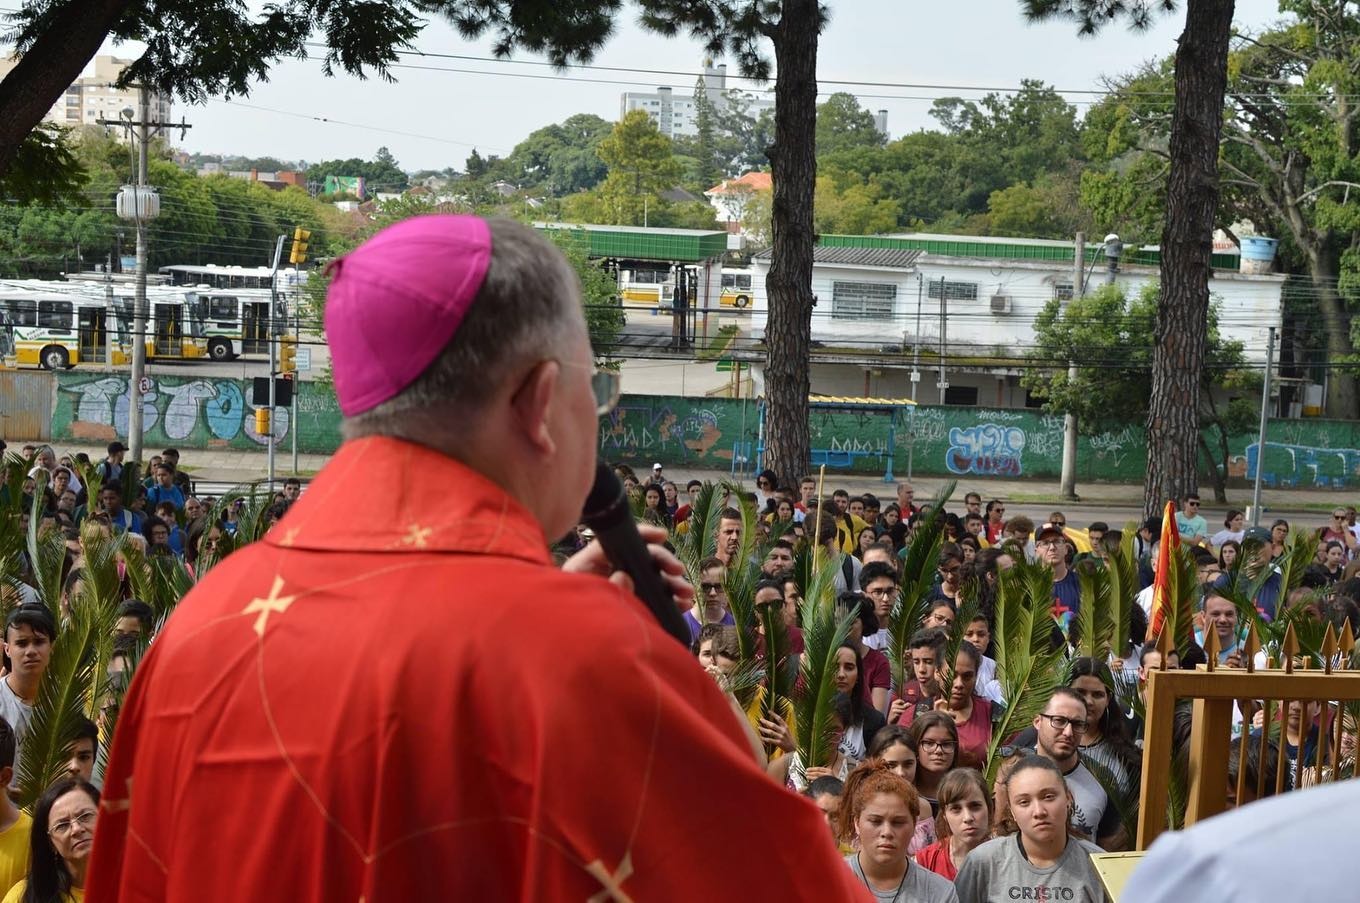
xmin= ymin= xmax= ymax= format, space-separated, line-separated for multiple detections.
xmin=581 ymin=462 xmax=691 ymax=648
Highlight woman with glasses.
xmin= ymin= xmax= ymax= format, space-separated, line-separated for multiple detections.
xmin=4 ymin=777 xmax=99 ymax=903
xmin=908 ymin=711 xmax=960 ymax=818
xmin=928 ymin=544 xmax=964 ymax=606
xmin=753 ymin=469 xmax=777 ymax=511
xmin=955 ymin=756 xmax=1105 ymax=903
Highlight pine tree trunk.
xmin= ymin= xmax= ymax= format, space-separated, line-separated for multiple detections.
xmin=763 ymin=0 xmax=820 ymax=487
xmin=0 ymin=0 xmax=129 ymax=177
xmin=1143 ymin=0 xmax=1235 ymax=519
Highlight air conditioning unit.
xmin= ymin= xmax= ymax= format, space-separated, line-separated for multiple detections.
xmin=990 ymin=294 xmax=1012 ymax=314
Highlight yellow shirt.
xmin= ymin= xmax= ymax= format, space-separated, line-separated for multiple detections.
xmin=0 ymin=812 xmax=30 ymax=898
xmin=2 ymin=880 xmax=83 ymax=903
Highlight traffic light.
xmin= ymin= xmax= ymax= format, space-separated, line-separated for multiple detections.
xmin=289 ymin=227 xmax=311 ymax=265
xmin=279 ymin=335 xmax=297 ymax=374
xmin=255 ymin=408 xmax=271 ymax=435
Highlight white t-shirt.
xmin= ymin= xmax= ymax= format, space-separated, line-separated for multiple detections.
xmin=0 ymin=678 xmax=34 ymax=784
xmin=1125 ymin=778 xmax=1360 ymax=901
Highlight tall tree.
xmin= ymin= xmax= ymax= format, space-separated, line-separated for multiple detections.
xmin=1025 ymin=0 xmax=1236 ymax=517
xmin=691 ymin=73 xmax=722 ymax=192
xmin=594 ymin=110 xmax=682 ymax=225
xmin=815 ymin=92 xmax=884 ymax=156
xmin=454 ymin=0 xmax=828 ymax=486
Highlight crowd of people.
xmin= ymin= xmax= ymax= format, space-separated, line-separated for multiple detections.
xmin=609 ymin=464 xmax=1360 ymax=900
xmin=0 ymin=439 xmax=310 ymax=903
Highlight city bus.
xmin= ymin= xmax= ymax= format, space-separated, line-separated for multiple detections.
xmin=0 ymin=288 xmax=122 ymax=369
xmin=185 ymin=288 xmax=278 ymax=361
xmin=617 ymin=264 xmax=675 ymax=308
xmin=159 ymin=264 xmax=305 ymax=291
xmin=720 ymin=267 xmax=754 ymax=309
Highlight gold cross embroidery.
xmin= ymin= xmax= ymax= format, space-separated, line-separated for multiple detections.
xmin=243 ymin=575 xmax=298 ymax=637
xmin=100 ymin=777 xmax=133 ymax=813
xmin=401 ymin=524 xmax=433 ymax=548
xmin=585 ymin=851 xmax=635 ymax=903
xmin=277 ymin=526 xmax=301 ymax=547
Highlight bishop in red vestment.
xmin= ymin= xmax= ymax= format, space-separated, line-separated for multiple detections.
xmin=87 ymin=216 xmax=866 ymax=901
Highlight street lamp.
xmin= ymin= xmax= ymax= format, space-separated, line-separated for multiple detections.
xmin=1103 ymin=233 xmax=1123 ymax=285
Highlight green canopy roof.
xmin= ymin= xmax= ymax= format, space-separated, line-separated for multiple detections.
xmin=535 ymin=222 xmax=728 ymax=263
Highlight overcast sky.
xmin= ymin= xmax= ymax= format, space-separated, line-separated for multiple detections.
xmin=88 ymin=0 xmax=1284 ymax=171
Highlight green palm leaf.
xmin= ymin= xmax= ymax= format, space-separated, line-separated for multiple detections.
xmin=792 ymin=563 xmax=858 ymax=778
xmin=985 ymin=560 xmax=1069 ymax=780
xmin=14 ymin=530 xmax=122 ymax=808
xmin=887 ymin=480 xmax=956 ymax=689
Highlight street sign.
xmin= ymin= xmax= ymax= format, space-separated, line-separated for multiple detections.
xmin=296 ymin=346 xmax=312 ymax=372
xmin=137 ymin=376 xmax=151 ymax=396
xmin=716 ymin=359 xmax=745 ymax=372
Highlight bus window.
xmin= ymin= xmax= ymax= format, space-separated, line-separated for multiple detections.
xmin=6 ymin=299 xmax=37 ymax=327
xmin=37 ymin=300 xmax=72 ymax=330
xmin=209 ymin=295 xmax=238 ymax=321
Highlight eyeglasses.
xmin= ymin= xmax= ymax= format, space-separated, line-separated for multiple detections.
xmin=1185 ymin=501 xmax=1200 ymax=508
xmin=864 ymin=586 xmax=895 ymax=598
xmin=700 ymin=582 xmax=725 ymax=595
xmin=1037 ymin=713 xmax=1089 ymax=734
xmin=556 ymin=360 xmax=622 ymax=415
xmin=757 ymin=480 xmax=771 ymax=488
xmin=999 ymin=744 xmax=1036 ymax=759
xmin=1051 ymin=521 xmax=1067 ymax=527
xmin=918 ymin=739 xmax=957 ymax=752
xmin=48 ymin=809 xmax=96 ymax=838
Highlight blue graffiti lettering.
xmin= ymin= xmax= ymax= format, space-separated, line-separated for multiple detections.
xmin=946 ymin=424 xmax=1025 ymax=476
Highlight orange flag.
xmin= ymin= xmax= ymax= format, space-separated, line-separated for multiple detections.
xmin=1148 ymin=500 xmax=1180 ymax=642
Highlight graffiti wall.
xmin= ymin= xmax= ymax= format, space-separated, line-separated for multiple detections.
xmin=32 ymin=372 xmax=1360 ymax=487
xmin=600 ymin=398 xmax=1154 ymax=480
xmin=51 ymin=373 xmax=343 ymax=454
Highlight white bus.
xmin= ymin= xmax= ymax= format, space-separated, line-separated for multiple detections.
xmin=0 ymin=289 xmax=122 ymax=369
xmin=185 ymin=288 xmax=278 ymax=361
xmin=617 ymin=264 xmax=675 ymax=308
xmin=159 ymin=264 xmax=305 ymax=291
xmin=720 ymin=267 xmax=754 ymax=309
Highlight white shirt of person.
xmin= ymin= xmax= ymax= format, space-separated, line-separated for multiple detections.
xmin=1124 ymin=777 xmax=1360 ymax=901
xmin=0 ymin=677 xmax=34 ymax=786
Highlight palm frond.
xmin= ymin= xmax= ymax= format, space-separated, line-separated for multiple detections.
xmin=14 ymin=533 xmax=121 ymax=807
xmin=672 ymin=481 xmax=729 ymax=576
xmin=793 ymin=558 xmax=858 ymax=778
xmin=1276 ymin=528 xmax=1319 ymax=596
xmin=1075 ymin=563 xmax=1103 ymax=661
xmin=1106 ymin=529 xmax=1139 ymax=658
xmin=756 ymin=599 xmax=791 ymax=755
xmin=1084 ymin=750 xmax=1139 ymax=849
xmin=887 ymin=481 xmax=956 ymax=689
xmin=723 ymin=489 xmax=765 ymax=662
xmin=985 ymin=560 xmax=1069 ymax=778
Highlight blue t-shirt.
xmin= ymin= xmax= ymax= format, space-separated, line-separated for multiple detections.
xmin=684 ymin=609 xmax=735 ymax=645
xmin=1051 ymin=569 xmax=1081 ymax=634
xmin=146 ymin=484 xmax=185 ymax=510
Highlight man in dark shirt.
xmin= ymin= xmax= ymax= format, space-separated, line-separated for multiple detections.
xmin=1037 ymin=522 xmax=1080 ymax=634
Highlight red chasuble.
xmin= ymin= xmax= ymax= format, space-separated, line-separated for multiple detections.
xmin=87 ymin=437 xmax=867 ymax=901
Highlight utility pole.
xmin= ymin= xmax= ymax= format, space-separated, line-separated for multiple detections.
xmin=101 ymin=89 xmax=190 ymax=470
xmin=267 ymin=234 xmax=286 ymax=490
xmin=128 ymin=85 xmax=151 ymax=469
xmin=1250 ymin=326 xmax=1276 ymax=526
xmin=908 ymin=274 xmax=923 ymax=479
xmin=1060 ymin=233 xmax=1084 ymax=501
xmin=937 ymin=277 xmax=948 ymax=405
xmin=104 ymin=254 xmax=114 ymax=371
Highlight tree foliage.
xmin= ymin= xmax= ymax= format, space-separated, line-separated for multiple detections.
xmin=304 ymin=147 xmax=409 ymax=192
xmin=815 ymin=92 xmax=884 ymax=157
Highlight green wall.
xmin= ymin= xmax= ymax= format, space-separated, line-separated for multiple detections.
xmin=52 ymin=372 xmax=343 ymax=454
xmin=45 ymin=374 xmax=1360 ymax=488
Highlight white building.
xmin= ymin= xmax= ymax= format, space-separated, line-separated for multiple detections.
xmin=705 ymin=171 xmax=772 ymax=234
xmin=621 ymin=59 xmax=774 ymax=139
xmin=747 ymin=234 xmax=1286 ymax=408
xmin=0 ymin=55 xmax=173 ymax=139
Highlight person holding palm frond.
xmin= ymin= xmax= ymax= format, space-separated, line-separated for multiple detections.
xmin=0 ymin=605 xmax=54 ymax=784
xmin=4 ymin=778 xmax=99 ymax=903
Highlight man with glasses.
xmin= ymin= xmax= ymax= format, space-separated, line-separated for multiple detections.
xmin=685 ymin=557 xmax=736 ymax=643
xmin=1033 ymin=688 xmax=1120 ymax=848
xmin=984 ymin=499 xmax=1006 ymax=545
xmin=1175 ymin=492 xmax=1209 ymax=546
xmin=91 ymin=216 xmax=863 ymax=900
xmin=860 ymin=562 xmax=899 ymax=651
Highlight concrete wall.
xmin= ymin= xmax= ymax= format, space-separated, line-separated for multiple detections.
xmin=10 ymin=371 xmax=1360 ymax=487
